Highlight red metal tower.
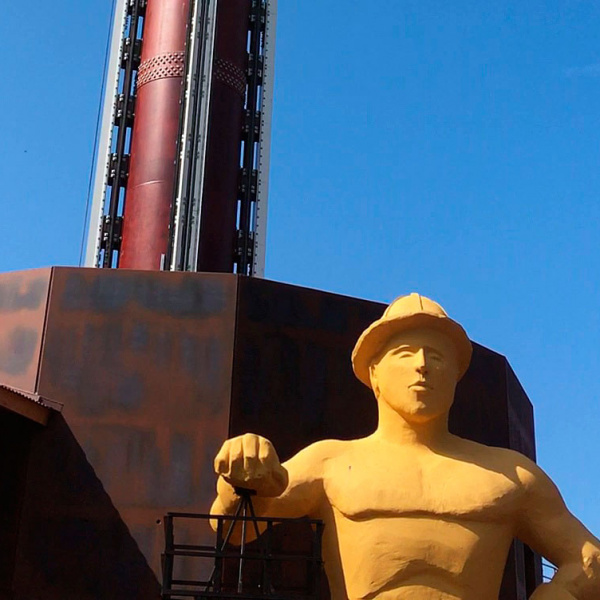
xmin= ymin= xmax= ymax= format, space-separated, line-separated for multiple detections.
xmin=119 ymin=0 xmax=190 ymax=271
xmin=85 ymin=0 xmax=277 ymax=275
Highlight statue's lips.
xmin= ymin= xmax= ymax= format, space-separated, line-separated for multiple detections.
xmin=409 ymin=382 xmax=432 ymax=390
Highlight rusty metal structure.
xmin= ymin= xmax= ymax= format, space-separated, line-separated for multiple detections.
xmin=85 ymin=0 xmax=277 ymax=275
xmin=0 ymin=268 xmax=541 ymax=599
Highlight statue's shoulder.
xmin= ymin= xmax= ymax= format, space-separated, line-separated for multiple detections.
xmin=297 ymin=438 xmax=358 ymax=462
xmin=452 ymin=436 xmax=542 ymax=486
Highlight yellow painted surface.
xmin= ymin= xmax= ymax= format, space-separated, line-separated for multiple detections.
xmin=212 ymin=294 xmax=600 ymax=600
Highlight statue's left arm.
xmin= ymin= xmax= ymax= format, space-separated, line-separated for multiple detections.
xmin=516 ymin=459 xmax=600 ymax=600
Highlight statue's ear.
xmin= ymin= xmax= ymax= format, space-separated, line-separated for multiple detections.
xmin=369 ymin=364 xmax=379 ymax=397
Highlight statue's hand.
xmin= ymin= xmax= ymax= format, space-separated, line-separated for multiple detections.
xmin=214 ymin=434 xmax=288 ymax=497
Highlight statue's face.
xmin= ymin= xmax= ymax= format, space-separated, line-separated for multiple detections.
xmin=369 ymin=327 xmax=459 ymax=424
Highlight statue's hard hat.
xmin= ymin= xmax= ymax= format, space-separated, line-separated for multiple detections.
xmin=351 ymin=293 xmax=473 ymax=388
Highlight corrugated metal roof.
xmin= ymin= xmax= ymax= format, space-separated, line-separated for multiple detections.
xmin=0 ymin=384 xmax=63 ymax=412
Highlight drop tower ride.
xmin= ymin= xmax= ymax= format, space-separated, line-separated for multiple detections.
xmin=84 ymin=0 xmax=277 ymax=275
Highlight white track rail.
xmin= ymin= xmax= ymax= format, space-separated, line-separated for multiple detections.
xmin=170 ymin=0 xmax=218 ymax=271
xmin=85 ymin=0 xmax=129 ymax=268
xmin=252 ymin=0 xmax=278 ymax=277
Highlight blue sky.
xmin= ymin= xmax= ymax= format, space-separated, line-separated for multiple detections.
xmin=1 ymin=1 xmax=599 ymax=537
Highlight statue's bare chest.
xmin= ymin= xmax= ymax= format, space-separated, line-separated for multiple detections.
xmin=323 ymin=448 xmax=522 ymax=522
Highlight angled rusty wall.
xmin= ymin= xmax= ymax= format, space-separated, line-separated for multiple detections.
xmin=13 ymin=414 xmax=161 ymax=600
xmin=230 ymin=278 xmax=537 ymax=457
xmin=0 ymin=269 xmax=541 ymax=599
xmin=0 ymin=410 xmax=37 ymax=599
xmin=0 ymin=268 xmax=51 ymax=394
xmin=230 ymin=277 xmax=381 ymax=459
xmin=27 ymin=268 xmax=238 ymax=585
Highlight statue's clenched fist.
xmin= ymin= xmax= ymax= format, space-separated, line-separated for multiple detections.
xmin=214 ymin=434 xmax=288 ymax=497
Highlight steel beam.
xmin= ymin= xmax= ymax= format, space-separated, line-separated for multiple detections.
xmin=169 ymin=0 xmax=218 ymax=272
xmin=253 ymin=0 xmax=277 ymax=277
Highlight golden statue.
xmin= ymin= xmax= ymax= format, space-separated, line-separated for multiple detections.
xmin=211 ymin=294 xmax=600 ymax=600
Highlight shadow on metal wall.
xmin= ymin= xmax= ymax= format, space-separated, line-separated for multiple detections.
xmin=11 ymin=413 xmax=161 ymax=600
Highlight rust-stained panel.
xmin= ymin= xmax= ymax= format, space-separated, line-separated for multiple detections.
xmin=0 ymin=410 xmax=37 ymax=597
xmin=0 ymin=268 xmax=51 ymax=394
xmin=31 ymin=268 xmax=237 ymax=584
xmin=231 ymin=278 xmax=537 ymax=457
xmin=13 ymin=414 xmax=161 ymax=600
xmin=0 ymin=268 xmax=541 ymax=599
xmin=230 ymin=277 xmax=382 ymax=459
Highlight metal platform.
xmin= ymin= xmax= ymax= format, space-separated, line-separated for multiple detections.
xmin=162 ymin=493 xmax=324 ymax=600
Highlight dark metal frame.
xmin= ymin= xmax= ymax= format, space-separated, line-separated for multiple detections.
xmin=101 ymin=0 xmax=147 ymax=267
xmin=235 ymin=0 xmax=267 ymax=275
xmin=162 ymin=491 xmax=324 ymax=600
xmin=167 ymin=0 xmax=269 ymax=276
xmin=166 ymin=0 xmax=216 ymax=273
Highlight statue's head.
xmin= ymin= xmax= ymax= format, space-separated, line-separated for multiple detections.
xmin=352 ymin=294 xmax=472 ymax=423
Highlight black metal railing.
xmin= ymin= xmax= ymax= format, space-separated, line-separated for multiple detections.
xmin=162 ymin=493 xmax=324 ymax=600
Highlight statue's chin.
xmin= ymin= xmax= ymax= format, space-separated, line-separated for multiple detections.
xmin=388 ymin=399 xmax=450 ymax=424
xmin=402 ymin=411 xmax=444 ymax=425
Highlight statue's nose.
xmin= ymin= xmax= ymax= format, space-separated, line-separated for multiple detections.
xmin=415 ymin=349 xmax=428 ymax=374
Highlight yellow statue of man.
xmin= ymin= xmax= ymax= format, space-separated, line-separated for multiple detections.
xmin=211 ymin=294 xmax=600 ymax=600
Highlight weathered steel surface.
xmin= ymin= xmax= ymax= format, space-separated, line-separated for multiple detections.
xmin=32 ymin=268 xmax=237 ymax=587
xmin=120 ymin=0 xmax=190 ymax=270
xmin=0 ymin=268 xmax=51 ymax=394
xmin=0 ymin=410 xmax=37 ymax=597
xmin=452 ymin=343 xmax=536 ymax=460
xmin=13 ymin=414 xmax=161 ymax=600
xmin=230 ymin=277 xmax=381 ymax=458
xmin=0 ymin=269 xmax=541 ymax=599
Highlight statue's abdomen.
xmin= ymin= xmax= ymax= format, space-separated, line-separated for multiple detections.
xmin=327 ymin=510 xmax=512 ymax=600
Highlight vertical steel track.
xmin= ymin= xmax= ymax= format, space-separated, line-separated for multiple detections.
xmin=102 ymin=0 xmax=146 ymax=267
xmin=168 ymin=0 xmax=276 ymax=276
xmin=252 ymin=0 xmax=277 ymax=277
xmin=85 ymin=0 xmax=128 ymax=267
xmin=167 ymin=0 xmax=218 ymax=272
xmin=85 ymin=0 xmax=146 ymax=268
xmin=235 ymin=0 xmax=267 ymax=276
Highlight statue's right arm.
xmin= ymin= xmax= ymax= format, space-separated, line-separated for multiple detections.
xmin=210 ymin=434 xmax=327 ymax=524
xmin=515 ymin=457 xmax=600 ymax=600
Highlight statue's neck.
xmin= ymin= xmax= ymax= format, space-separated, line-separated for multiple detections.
xmin=374 ymin=399 xmax=452 ymax=448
